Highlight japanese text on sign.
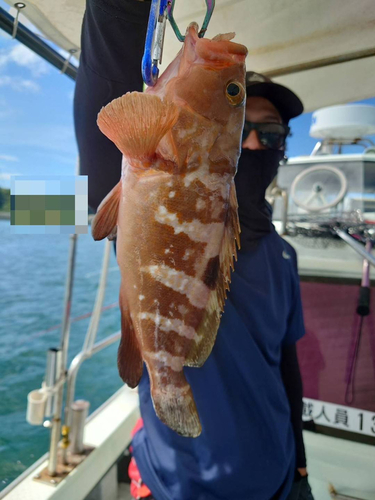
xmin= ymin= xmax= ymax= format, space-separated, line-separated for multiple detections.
xmin=303 ymin=398 xmax=375 ymax=437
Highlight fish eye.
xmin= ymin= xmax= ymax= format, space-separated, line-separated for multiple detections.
xmin=225 ymin=81 xmax=245 ymax=107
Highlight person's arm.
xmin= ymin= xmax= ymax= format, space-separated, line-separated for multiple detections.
xmin=280 ymin=343 xmax=307 ymax=476
xmin=74 ymin=0 xmax=150 ymax=211
xmin=280 ymin=241 xmax=309 ymax=479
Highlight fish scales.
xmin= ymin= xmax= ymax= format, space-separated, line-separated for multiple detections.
xmin=92 ymin=25 xmax=247 ymax=437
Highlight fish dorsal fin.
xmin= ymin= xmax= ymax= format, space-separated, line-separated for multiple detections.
xmin=92 ymin=180 xmax=121 ymax=241
xmin=118 ymin=285 xmax=144 ymax=388
xmin=97 ymin=92 xmax=179 ymax=159
xmin=212 ymin=33 xmax=235 ymax=42
xmin=185 ymin=180 xmax=240 ymax=367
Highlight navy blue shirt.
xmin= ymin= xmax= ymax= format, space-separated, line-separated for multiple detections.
xmin=133 ymin=230 xmax=305 ymax=500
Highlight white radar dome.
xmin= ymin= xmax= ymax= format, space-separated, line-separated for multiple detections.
xmin=310 ymin=105 xmax=375 ymax=140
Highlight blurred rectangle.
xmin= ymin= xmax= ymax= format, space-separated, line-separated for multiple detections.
xmin=10 ymin=176 xmax=88 ymax=234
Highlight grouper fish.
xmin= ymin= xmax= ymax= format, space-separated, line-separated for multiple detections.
xmin=92 ymin=24 xmax=247 ymax=438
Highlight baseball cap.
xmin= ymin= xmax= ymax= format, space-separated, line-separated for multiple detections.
xmin=245 ymin=71 xmax=304 ymax=124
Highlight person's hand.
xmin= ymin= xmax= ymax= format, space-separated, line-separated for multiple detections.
xmin=297 ymin=468 xmax=308 ymax=477
xmin=285 ymin=470 xmax=315 ymax=500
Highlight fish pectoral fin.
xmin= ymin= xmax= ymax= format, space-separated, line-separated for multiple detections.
xmin=117 ymin=287 xmax=143 ymax=388
xmin=97 ymin=92 xmax=179 ymax=160
xmin=91 ymin=181 xmax=121 ymax=241
xmin=186 ymin=181 xmax=240 ymax=368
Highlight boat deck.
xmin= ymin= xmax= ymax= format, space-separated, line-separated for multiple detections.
xmin=117 ymin=484 xmax=132 ymax=500
xmin=3 ymin=387 xmax=375 ymax=500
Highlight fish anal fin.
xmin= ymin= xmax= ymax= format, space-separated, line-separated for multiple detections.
xmin=185 ymin=180 xmax=240 ymax=368
xmin=117 ymin=287 xmax=143 ymax=388
xmin=97 ymin=92 xmax=179 ymax=160
xmin=91 ymin=181 xmax=121 ymax=241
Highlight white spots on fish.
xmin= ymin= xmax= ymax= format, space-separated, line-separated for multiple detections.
xmin=165 ymin=248 xmax=170 ymax=254
xmin=182 ymin=249 xmax=193 ymax=261
xmin=175 ymin=344 xmax=183 ymax=354
xmin=169 ymin=191 xmax=175 ymax=198
xmin=196 ymin=198 xmax=206 ymax=211
xmin=155 ymin=206 xmax=224 ymax=260
xmin=133 ymin=284 xmax=137 ymax=289
xmin=138 ymin=312 xmax=200 ymax=342
xmin=177 ymin=124 xmax=198 ymax=139
xmin=156 ymin=205 xmax=218 ymax=240
xmin=145 ymin=350 xmax=185 ymax=372
xmin=178 ymin=304 xmax=188 ymax=316
xmin=183 ymin=158 xmax=230 ymax=199
xmin=141 ymin=264 xmax=210 ymax=309
xmin=209 ymin=194 xmax=226 ymax=219
xmin=138 ymin=295 xmax=145 ymax=301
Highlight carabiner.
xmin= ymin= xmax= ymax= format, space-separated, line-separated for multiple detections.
xmin=142 ymin=0 xmax=169 ymax=87
xmin=167 ymin=0 xmax=215 ymax=42
xmin=142 ymin=0 xmax=216 ymax=86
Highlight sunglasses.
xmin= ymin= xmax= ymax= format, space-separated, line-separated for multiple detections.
xmin=242 ymin=121 xmax=290 ymax=150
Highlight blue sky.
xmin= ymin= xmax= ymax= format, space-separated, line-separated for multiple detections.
xmin=0 ymin=0 xmax=374 ymax=190
xmin=0 ymin=0 xmax=77 ymax=189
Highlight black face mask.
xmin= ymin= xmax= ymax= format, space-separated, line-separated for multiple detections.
xmin=234 ymin=149 xmax=284 ymax=251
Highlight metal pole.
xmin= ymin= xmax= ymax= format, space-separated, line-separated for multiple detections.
xmin=334 ymin=229 xmax=375 ymax=268
xmin=64 ymin=331 xmax=121 ymax=431
xmin=48 ymin=233 xmax=78 ymax=476
xmin=0 ymin=7 xmax=77 ymax=80
xmin=63 ymin=239 xmax=112 ymax=428
xmin=83 ymin=239 xmax=112 ymax=353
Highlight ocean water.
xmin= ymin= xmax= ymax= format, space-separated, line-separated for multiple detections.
xmin=0 ymin=219 xmax=123 ymax=490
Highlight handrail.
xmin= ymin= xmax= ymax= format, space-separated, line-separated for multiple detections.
xmin=64 ymin=331 xmax=121 ymax=431
xmin=83 ymin=239 xmax=112 ymax=353
xmin=62 ymin=238 xmax=115 ymax=463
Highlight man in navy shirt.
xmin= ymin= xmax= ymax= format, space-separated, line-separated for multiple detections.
xmin=74 ymin=1 xmax=314 ymax=498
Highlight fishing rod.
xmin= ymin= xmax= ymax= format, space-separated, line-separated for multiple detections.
xmin=142 ymin=0 xmax=215 ymax=86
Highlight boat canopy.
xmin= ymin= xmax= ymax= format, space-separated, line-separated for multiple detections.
xmin=3 ymin=0 xmax=375 ymax=112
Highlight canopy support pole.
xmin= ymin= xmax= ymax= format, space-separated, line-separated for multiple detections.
xmin=0 ymin=6 xmax=77 ymax=80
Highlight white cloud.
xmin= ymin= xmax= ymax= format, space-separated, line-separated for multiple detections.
xmin=0 ymin=44 xmax=49 ymax=77
xmin=0 ymin=124 xmax=77 ymax=155
xmin=0 ymin=155 xmax=19 ymax=162
xmin=0 ymin=75 xmax=40 ymax=92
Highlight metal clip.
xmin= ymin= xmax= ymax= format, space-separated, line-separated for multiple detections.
xmin=12 ymin=2 xmax=26 ymax=39
xmin=167 ymin=0 xmax=215 ymax=42
xmin=61 ymin=49 xmax=78 ymax=75
xmin=142 ymin=0 xmax=215 ymax=86
xmin=142 ymin=0 xmax=169 ymax=87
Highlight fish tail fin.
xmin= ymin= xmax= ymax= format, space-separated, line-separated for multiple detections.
xmin=150 ymin=370 xmax=202 ymax=438
xmin=97 ymin=92 xmax=179 ymax=159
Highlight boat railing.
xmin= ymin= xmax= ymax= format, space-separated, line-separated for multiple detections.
xmin=26 ymin=227 xmax=121 ymax=480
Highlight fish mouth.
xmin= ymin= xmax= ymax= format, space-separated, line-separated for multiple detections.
xmin=185 ymin=23 xmax=248 ymax=64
